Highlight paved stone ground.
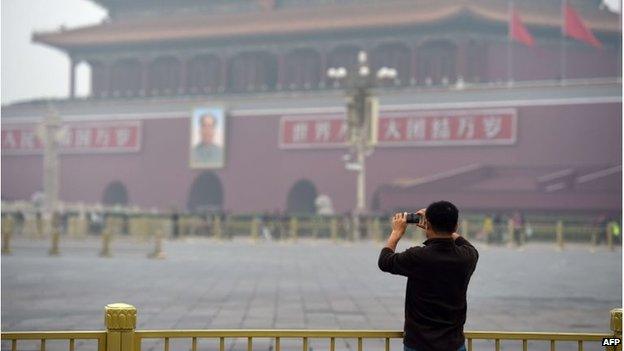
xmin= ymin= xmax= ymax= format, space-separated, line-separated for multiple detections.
xmin=1 ymin=237 xmax=621 ymax=351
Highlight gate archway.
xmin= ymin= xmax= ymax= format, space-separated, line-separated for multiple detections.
xmin=187 ymin=171 xmax=224 ymax=212
xmin=286 ymin=179 xmax=318 ymax=214
xmin=102 ymin=181 xmax=129 ymax=206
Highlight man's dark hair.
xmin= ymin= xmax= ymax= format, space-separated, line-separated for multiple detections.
xmin=425 ymin=201 xmax=459 ymax=234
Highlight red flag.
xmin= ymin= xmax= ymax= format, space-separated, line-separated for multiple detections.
xmin=563 ymin=3 xmax=602 ymax=48
xmin=509 ymin=5 xmax=535 ymax=47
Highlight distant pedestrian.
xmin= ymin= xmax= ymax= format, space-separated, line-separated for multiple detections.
xmin=90 ymin=212 xmax=104 ymax=235
xmin=593 ymin=214 xmax=608 ymax=245
xmin=512 ymin=211 xmax=524 ymax=246
xmin=608 ymin=219 xmax=621 ymax=244
xmin=479 ymin=214 xmax=493 ymax=241
xmin=524 ymin=221 xmax=533 ymax=241
xmin=35 ymin=211 xmax=43 ymax=237
xmin=13 ymin=210 xmax=24 ymax=235
xmin=171 ymin=209 xmax=180 ymax=239
xmin=261 ymin=212 xmax=273 ymax=241
xmin=491 ymin=213 xmax=503 ymax=244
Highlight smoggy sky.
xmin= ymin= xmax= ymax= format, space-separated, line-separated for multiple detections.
xmin=1 ymin=0 xmax=621 ymax=106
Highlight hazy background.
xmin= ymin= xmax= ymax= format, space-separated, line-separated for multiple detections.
xmin=0 ymin=0 xmax=621 ymax=105
xmin=0 ymin=2 xmax=621 ymax=348
xmin=1 ymin=0 xmax=106 ymax=104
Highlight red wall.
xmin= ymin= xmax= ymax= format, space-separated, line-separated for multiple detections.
xmin=1 ymin=102 xmax=621 ymax=213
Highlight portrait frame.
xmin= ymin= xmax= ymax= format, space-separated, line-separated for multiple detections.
xmin=189 ymin=106 xmax=227 ymax=169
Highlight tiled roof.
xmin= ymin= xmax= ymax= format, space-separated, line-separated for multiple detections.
xmin=387 ymin=165 xmax=621 ymax=193
xmin=34 ymin=0 xmax=620 ymax=50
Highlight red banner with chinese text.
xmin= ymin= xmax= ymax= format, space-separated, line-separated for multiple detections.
xmin=279 ymin=108 xmax=516 ymax=148
xmin=1 ymin=120 xmax=142 ymax=155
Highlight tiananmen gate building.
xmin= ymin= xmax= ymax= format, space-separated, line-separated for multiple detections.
xmin=1 ymin=0 xmax=622 ymax=215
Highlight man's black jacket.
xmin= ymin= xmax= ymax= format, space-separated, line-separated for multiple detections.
xmin=378 ymin=236 xmax=478 ymax=351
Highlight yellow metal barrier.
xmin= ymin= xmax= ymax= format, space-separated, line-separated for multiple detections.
xmin=372 ymin=217 xmax=382 ymax=242
xmin=100 ymin=226 xmax=113 ymax=257
xmin=608 ymin=223 xmax=614 ymax=251
xmin=250 ymin=217 xmax=260 ymax=241
xmin=2 ymin=304 xmax=621 ymax=351
xmin=556 ymin=220 xmax=564 ymax=251
xmin=289 ymin=217 xmax=298 ymax=241
xmin=48 ymin=227 xmax=61 ymax=256
xmin=1 ymin=331 xmax=107 ymax=351
xmin=330 ymin=217 xmax=339 ymax=242
xmin=212 ymin=215 xmax=222 ymax=239
xmin=2 ymin=201 xmax=616 ymax=246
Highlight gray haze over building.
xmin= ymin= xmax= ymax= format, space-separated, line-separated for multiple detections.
xmin=1 ymin=0 xmax=106 ymax=105
xmin=0 ymin=0 xmax=620 ymax=105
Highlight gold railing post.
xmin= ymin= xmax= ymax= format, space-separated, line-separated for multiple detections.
xmin=36 ymin=214 xmax=44 ymax=239
xmin=48 ymin=218 xmax=61 ymax=256
xmin=365 ymin=217 xmax=373 ymax=241
xmin=330 ymin=217 xmax=338 ymax=242
xmin=373 ymin=217 xmax=382 ymax=242
xmin=105 ymin=303 xmax=136 ymax=351
xmin=290 ymin=217 xmax=298 ymax=242
xmin=212 ymin=215 xmax=222 ymax=240
xmin=251 ymin=217 xmax=260 ymax=242
xmin=2 ymin=216 xmax=14 ymax=255
xmin=100 ymin=226 xmax=113 ymax=257
xmin=556 ymin=220 xmax=564 ymax=251
xmin=348 ymin=217 xmax=355 ymax=241
xmin=73 ymin=215 xmax=83 ymax=238
xmin=67 ymin=215 xmax=76 ymax=237
xmin=77 ymin=205 xmax=88 ymax=239
xmin=609 ymin=308 xmax=622 ymax=351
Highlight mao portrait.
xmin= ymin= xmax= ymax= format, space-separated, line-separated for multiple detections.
xmin=190 ymin=107 xmax=225 ymax=168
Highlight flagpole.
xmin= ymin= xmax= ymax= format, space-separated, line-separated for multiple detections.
xmin=507 ymin=1 xmax=513 ymax=85
xmin=560 ymin=0 xmax=567 ymax=84
xmin=619 ymin=3 xmax=622 ymax=80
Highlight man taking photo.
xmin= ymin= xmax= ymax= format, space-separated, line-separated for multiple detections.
xmin=378 ymin=201 xmax=479 ymax=351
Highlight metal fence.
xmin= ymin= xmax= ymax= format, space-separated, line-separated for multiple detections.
xmin=1 ymin=304 xmax=621 ymax=351
xmin=1 ymin=201 xmax=621 ymax=251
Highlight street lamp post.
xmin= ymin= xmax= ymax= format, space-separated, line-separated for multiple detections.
xmin=327 ymin=51 xmax=397 ymax=240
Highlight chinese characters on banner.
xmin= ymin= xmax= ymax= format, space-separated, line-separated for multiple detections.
xmin=280 ymin=109 xmax=516 ymax=148
xmin=280 ymin=114 xmax=347 ymax=148
xmin=1 ymin=121 xmax=141 ymax=155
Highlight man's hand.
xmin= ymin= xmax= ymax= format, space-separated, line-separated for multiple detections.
xmin=391 ymin=212 xmax=408 ymax=238
xmin=386 ymin=213 xmax=407 ymax=251
xmin=415 ymin=208 xmax=427 ymax=231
